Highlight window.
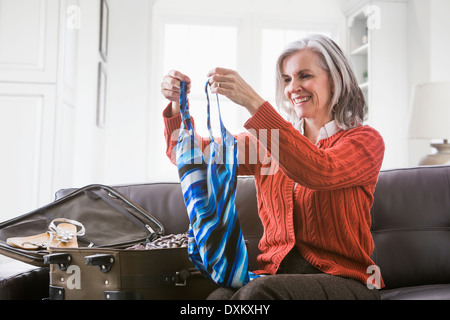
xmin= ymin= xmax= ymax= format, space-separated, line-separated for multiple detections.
xmin=162 ymin=22 xmax=242 ymax=136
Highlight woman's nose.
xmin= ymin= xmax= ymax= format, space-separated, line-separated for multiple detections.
xmin=288 ymin=79 xmax=302 ymax=93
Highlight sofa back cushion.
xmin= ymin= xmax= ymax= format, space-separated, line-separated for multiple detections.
xmin=370 ymin=165 xmax=450 ymax=289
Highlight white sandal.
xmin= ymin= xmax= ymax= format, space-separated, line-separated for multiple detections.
xmin=7 ymin=218 xmax=85 ymax=250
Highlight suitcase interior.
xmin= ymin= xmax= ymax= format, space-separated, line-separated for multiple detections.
xmin=0 ymin=184 xmax=163 ymax=266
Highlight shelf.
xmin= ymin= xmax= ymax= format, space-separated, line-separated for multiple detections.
xmin=351 ymin=43 xmax=369 ymax=56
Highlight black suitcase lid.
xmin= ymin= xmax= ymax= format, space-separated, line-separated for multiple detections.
xmin=0 ymin=184 xmax=164 ymax=266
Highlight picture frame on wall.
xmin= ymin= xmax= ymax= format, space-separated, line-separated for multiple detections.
xmin=99 ymin=0 xmax=109 ymax=61
xmin=96 ymin=62 xmax=107 ymax=128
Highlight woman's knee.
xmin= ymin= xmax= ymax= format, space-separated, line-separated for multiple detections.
xmin=230 ymin=274 xmax=380 ymax=300
xmin=206 ymin=287 xmax=236 ymax=300
xmin=206 ymin=277 xmax=280 ymax=300
xmin=230 ymin=276 xmax=285 ymax=300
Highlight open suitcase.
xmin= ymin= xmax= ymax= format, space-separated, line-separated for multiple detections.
xmin=0 ymin=184 xmax=217 ymax=300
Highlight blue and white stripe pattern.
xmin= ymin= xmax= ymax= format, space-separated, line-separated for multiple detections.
xmin=176 ymin=81 xmax=258 ymax=288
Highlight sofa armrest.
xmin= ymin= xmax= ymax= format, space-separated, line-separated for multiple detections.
xmin=0 ymin=256 xmax=49 ymax=300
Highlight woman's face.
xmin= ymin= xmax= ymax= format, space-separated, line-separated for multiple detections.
xmin=282 ymin=50 xmax=333 ymax=122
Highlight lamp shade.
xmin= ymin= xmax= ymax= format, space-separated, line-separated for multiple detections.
xmin=408 ymin=82 xmax=450 ymax=140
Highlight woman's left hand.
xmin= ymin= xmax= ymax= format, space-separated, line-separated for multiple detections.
xmin=207 ymin=67 xmax=265 ymax=115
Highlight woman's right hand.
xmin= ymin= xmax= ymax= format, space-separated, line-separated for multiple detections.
xmin=161 ymin=70 xmax=191 ymax=116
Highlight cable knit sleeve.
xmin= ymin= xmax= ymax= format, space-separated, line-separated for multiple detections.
xmin=244 ymin=102 xmax=385 ymax=190
xmin=162 ymin=103 xmax=183 ymax=166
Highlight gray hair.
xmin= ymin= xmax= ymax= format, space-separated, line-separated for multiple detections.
xmin=275 ymin=34 xmax=365 ymax=131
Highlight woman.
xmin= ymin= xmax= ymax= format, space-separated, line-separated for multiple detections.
xmin=161 ymin=34 xmax=385 ymax=299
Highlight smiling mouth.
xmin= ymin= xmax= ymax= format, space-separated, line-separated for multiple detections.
xmin=293 ymin=96 xmax=311 ymax=104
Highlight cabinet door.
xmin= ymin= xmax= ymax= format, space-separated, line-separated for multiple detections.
xmin=0 ymin=0 xmax=59 ymax=83
xmin=0 ymin=83 xmax=56 ymax=221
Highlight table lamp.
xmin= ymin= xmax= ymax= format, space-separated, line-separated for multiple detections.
xmin=408 ymin=82 xmax=450 ymax=165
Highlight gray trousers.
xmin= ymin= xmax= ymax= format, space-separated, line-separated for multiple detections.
xmin=207 ymin=249 xmax=380 ymax=300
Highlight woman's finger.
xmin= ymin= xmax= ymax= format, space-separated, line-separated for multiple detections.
xmin=161 ymin=72 xmax=191 ymax=100
xmin=206 ymin=67 xmax=234 ymax=78
xmin=206 ymin=67 xmax=265 ymax=114
xmin=168 ymin=69 xmax=191 ymax=83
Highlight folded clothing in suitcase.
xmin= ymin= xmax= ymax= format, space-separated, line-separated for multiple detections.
xmin=0 ymin=185 xmax=164 ymax=265
xmin=0 ymin=184 xmax=217 ymax=300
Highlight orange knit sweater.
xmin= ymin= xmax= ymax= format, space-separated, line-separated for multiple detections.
xmin=163 ymin=101 xmax=385 ymax=288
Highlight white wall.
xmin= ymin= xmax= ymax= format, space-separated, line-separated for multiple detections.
xmin=71 ymin=0 xmax=153 ymax=188
xmin=429 ymin=0 xmax=450 ymax=82
xmin=71 ymin=0 xmax=105 ymax=187
xmin=367 ymin=0 xmax=408 ymax=170
xmin=407 ymin=0 xmax=450 ymax=166
xmin=101 ymin=0 xmax=152 ymax=185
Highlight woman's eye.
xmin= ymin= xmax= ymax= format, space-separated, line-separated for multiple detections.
xmin=301 ymin=74 xmax=312 ymax=79
xmin=283 ymin=78 xmax=291 ymax=83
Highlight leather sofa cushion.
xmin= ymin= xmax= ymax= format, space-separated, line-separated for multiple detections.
xmin=381 ymin=284 xmax=450 ymax=300
xmin=0 ymin=257 xmax=49 ymax=300
xmin=371 ymin=166 xmax=450 ymax=290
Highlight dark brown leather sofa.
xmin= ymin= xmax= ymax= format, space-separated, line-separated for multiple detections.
xmin=1 ymin=165 xmax=449 ymax=300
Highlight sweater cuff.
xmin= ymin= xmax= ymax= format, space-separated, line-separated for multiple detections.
xmin=244 ymin=101 xmax=290 ymax=131
xmin=162 ymin=102 xmax=182 ymax=133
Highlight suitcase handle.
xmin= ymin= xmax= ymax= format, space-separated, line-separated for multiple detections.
xmin=85 ymin=253 xmax=114 ymax=273
xmin=43 ymin=253 xmax=72 ymax=271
